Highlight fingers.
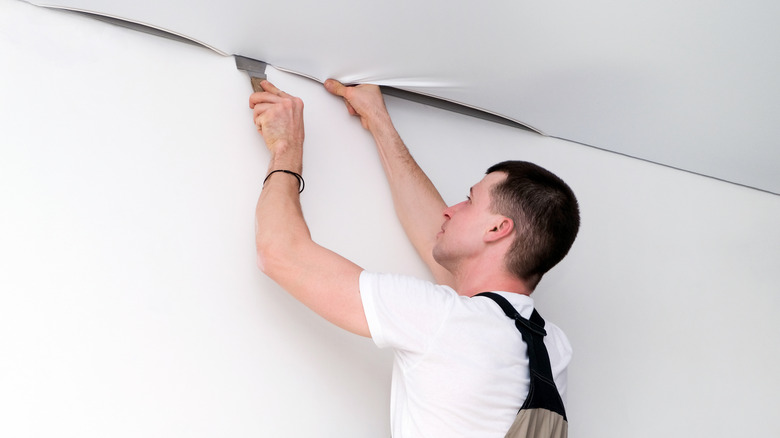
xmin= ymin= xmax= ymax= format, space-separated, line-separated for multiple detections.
xmin=260 ymin=80 xmax=289 ymax=97
xmin=324 ymin=79 xmax=347 ymax=97
xmin=344 ymin=101 xmax=357 ymax=116
xmin=325 ymin=79 xmax=358 ymax=116
xmin=249 ymin=91 xmax=280 ymax=108
xmin=252 ymin=102 xmax=274 ymax=120
xmin=248 ymin=80 xmax=289 ymax=108
xmin=247 ymin=82 xmax=305 ymax=145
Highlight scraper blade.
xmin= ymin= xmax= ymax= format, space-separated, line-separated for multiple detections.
xmin=235 ymin=55 xmax=268 ymax=92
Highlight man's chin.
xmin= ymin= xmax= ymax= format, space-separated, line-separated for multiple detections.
xmin=431 ymin=248 xmax=450 ymax=269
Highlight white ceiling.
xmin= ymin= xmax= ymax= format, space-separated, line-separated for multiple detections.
xmin=29 ymin=0 xmax=780 ymax=194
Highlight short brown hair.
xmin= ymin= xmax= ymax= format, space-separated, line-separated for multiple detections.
xmin=487 ymin=161 xmax=580 ymax=289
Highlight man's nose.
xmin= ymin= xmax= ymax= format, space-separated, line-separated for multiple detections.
xmin=443 ymin=201 xmax=464 ymax=218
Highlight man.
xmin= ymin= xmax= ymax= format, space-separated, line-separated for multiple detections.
xmin=250 ymin=79 xmax=579 ymax=437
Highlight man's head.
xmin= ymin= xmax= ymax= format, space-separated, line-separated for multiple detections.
xmin=432 ymin=171 xmax=513 ymax=275
xmin=486 ymin=161 xmax=580 ymax=289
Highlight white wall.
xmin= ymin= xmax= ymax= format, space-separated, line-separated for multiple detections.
xmin=2 ymin=1 xmax=779 ymax=437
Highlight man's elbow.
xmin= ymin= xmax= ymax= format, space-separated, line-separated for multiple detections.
xmin=255 ymin=233 xmax=306 ymax=278
xmin=256 ymin=247 xmax=271 ymax=274
xmin=256 ymin=236 xmax=283 ymax=276
xmin=255 ymin=221 xmax=278 ymax=266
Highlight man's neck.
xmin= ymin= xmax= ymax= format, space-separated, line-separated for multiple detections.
xmin=450 ymin=262 xmax=532 ymax=298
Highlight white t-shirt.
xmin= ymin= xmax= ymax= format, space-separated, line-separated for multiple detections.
xmin=359 ymin=271 xmax=572 ymax=438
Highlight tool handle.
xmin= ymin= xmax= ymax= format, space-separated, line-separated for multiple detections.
xmin=250 ymin=76 xmax=265 ymax=92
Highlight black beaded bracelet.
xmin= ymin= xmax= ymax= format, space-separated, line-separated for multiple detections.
xmin=263 ymin=169 xmax=305 ymax=193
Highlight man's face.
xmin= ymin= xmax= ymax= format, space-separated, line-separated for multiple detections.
xmin=432 ymin=172 xmax=507 ymax=271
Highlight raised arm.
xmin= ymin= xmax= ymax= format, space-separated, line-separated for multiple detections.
xmin=324 ymin=80 xmax=455 ymax=286
xmin=251 ymin=80 xmax=369 ymax=337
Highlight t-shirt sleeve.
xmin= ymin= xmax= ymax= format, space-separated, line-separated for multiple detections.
xmin=359 ymin=271 xmax=457 ymax=353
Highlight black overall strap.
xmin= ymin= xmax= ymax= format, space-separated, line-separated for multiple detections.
xmin=477 ymin=292 xmax=567 ymax=421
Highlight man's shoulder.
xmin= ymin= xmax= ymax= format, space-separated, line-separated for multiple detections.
xmin=360 ymin=271 xmax=458 ymax=298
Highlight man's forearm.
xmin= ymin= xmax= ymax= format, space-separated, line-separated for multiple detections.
xmin=367 ymin=116 xmax=454 ymax=285
xmin=323 ymin=80 xmax=453 ymax=284
xmin=255 ymin=145 xmax=308 ymax=273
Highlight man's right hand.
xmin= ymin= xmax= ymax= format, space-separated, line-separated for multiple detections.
xmin=250 ymin=80 xmax=305 ymax=162
xmin=324 ymin=79 xmax=391 ymax=131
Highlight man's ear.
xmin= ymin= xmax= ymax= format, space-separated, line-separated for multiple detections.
xmin=485 ymin=217 xmax=514 ymax=242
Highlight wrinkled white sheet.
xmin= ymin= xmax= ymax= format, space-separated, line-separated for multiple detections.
xmin=22 ymin=0 xmax=780 ymax=194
